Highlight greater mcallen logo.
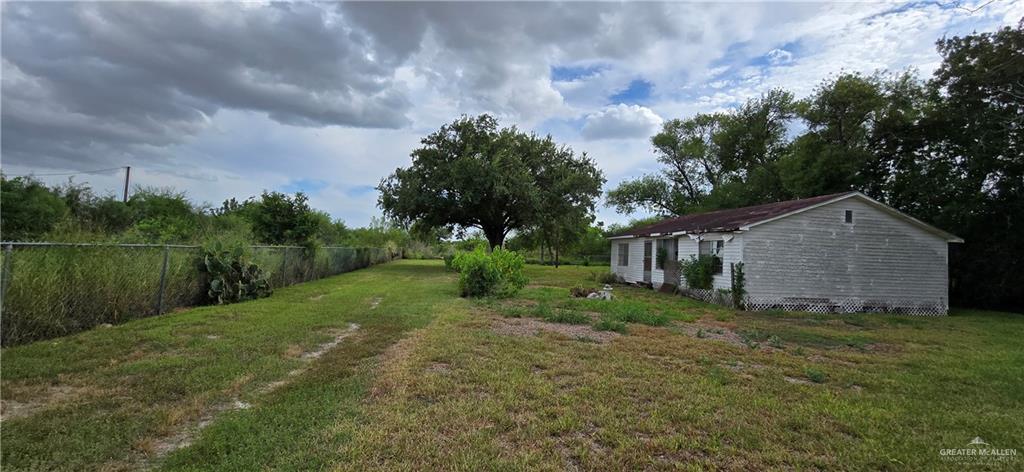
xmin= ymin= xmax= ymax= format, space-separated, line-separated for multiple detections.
xmin=939 ymin=436 xmax=1018 ymax=464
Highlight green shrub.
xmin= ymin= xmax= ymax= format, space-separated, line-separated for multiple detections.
xmin=730 ymin=261 xmax=746 ymax=309
xmin=593 ymin=317 xmax=628 ymax=333
xmin=199 ymin=241 xmax=272 ymax=304
xmin=804 ymin=367 xmax=827 ymax=383
xmin=451 ymin=247 xmax=527 ymax=297
xmin=611 ymin=303 xmax=669 ymax=326
xmin=679 ymin=255 xmax=715 ymax=290
xmin=443 ymin=254 xmax=456 ymax=271
xmin=546 ymin=310 xmax=590 ymax=325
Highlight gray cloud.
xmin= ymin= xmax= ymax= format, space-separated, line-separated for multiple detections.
xmin=340 ymin=2 xmax=696 ymax=120
xmin=581 ymin=104 xmax=663 ymax=141
xmin=2 ymin=2 xmax=410 ymax=167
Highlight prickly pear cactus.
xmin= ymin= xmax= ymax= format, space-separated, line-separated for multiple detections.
xmin=199 ymin=242 xmax=272 ymax=304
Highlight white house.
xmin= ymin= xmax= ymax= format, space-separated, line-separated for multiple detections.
xmin=608 ymin=192 xmax=963 ymax=315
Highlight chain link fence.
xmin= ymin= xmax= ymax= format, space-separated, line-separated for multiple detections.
xmin=0 ymin=242 xmax=398 ymax=346
xmin=523 ymin=253 xmax=611 ymax=266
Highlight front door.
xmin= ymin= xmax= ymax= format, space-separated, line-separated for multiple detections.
xmin=643 ymin=241 xmax=652 ymax=283
xmin=662 ymin=238 xmax=680 ymax=287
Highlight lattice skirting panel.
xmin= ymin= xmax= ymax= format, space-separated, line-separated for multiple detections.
xmin=677 ymin=288 xmax=737 ymax=308
xmin=743 ymin=296 xmax=947 ymax=315
xmin=677 ymin=288 xmax=948 ymax=315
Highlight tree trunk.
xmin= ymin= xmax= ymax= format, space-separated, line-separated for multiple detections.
xmin=482 ymin=226 xmax=505 ymax=250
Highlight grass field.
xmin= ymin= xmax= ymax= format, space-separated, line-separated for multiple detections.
xmin=2 ymin=260 xmax=1021 ymax=470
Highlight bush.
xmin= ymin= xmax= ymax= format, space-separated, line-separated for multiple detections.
xmin=451 ymin=247 xmax=527 ymax=297
xmin=199 ymin=241 xmax=272 ymax=304
xmin=680 ymin=255 xmax=716 ymax=290
xmin=593 ymin=317 xmax=628 ymax=333
xmin=612 ymin=303 xmax=669 ymax=326
xmin=730 ymin=261 xmax=746 ymax=309
xmin=804 ymin=367 xmax=827 ymax=383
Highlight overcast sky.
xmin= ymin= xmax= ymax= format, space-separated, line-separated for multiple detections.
xmin=2 ymin=1 xmax=1020 ymax=227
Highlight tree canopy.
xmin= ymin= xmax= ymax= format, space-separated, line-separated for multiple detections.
xmin=378 ymin=114 xmax=604 ymax=249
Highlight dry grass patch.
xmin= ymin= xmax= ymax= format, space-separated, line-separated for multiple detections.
xmin=491 ymin=316 xmax=621 ymax=344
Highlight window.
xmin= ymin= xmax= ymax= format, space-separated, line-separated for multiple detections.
xmin=617 ymin=243 xmax=629 ymax=266
xmin=844 ymin=210 xmax=853 ymax=223
xmin=698 ymin=240 xmax=724 ymax=275
xmin=656 ymin=239 xmax=676 ymax=270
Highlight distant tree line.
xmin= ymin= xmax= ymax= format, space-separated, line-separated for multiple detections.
xmin=0 ymin=178 xmax=418 ymax=252
xmin=607 ymin=23 xmax=1022 ymax=310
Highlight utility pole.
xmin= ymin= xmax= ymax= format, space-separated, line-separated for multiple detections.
xmin=123 ymin=166 xmax=131 ymax=202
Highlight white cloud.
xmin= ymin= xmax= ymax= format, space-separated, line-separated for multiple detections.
xmin=766 ymin=48 xmax=794 ymax=65
xmin=581 ymin=104 xmax=663 ymax=141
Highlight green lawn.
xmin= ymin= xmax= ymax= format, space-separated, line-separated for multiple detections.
xmin=2 ymin=260 xmax=1022 ymax=470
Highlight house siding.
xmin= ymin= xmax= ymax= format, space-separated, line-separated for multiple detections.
xmin=741 ymin=198 xmax=949 ymax=314
xmin=610 ymin=238 xmax=645 ymax=282
xmin=674 ymin=233 xmax=743 ymax=290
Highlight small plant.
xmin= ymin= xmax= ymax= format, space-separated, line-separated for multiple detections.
xmin=730 ymin=261 xmax=746 ymax=309
xmin=655 ymin=246 xmax=668 ymax=270
xmin=767 ymin=335 xmax=784 ymax=349
xmin=199 ymin=241 xmax=272 ymax=304
xmin=714 ymin=311 xmax=734 ymax=322
xmin=696 ymin=328 xmax=707 ymax=338
xmin=593 ymin=317 xmax=628 ymax=333
xmin=679 ymin=255 xmax=715 ymax=290
xmin=804 ymin=367 xmax=827 ymax=384
xmin=612 ymin=303 xmax=669 ymax=326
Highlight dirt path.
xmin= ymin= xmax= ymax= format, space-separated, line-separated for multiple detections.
xmin=142 ymin=323 xmax=361 ymax=467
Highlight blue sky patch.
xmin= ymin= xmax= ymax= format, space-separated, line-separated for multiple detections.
xmin=281 ymin=178 xmax=328 ymax=195
xmin=610 ymin=79 xmax=653 ymax=104
xmin=551 ymin=64 xmax=605 ymax=82
xmin=345 ymin=185 xmax=377 ymax=197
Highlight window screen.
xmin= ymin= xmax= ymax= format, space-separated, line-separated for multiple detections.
xmin=618 ymin=243 xmax=629 ymax=266
xmin=698 ymin=240 xmax=724 ymax=275
xmin=845 ymin=210 xmax=854 ymax=223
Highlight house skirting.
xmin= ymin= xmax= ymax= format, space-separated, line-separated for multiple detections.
xmin=678 ymin=289 xmax=948 ymax=316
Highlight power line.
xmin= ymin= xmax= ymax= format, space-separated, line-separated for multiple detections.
xmin=3 ymin=166 xmax=127 ymax=178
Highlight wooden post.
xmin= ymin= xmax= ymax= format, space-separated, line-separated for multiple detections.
xmin=156 ymin=245 xmax=170 ymax=315
xmin=123 ymin=166 xmax=131 ymax=202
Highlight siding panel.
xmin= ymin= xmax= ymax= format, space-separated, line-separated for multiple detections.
xmin=741 ymin=198 xmax=949 ymax=312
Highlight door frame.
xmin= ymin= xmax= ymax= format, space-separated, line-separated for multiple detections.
xmin=642 ymin=240 xmax=652 ymax=283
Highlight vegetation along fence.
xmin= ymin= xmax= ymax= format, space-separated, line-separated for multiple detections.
xmin=0 ymin=242 xmax=399 ymax=346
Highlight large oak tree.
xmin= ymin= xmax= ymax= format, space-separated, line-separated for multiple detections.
xmin=378 ymin=115 xmax=604 ymax=249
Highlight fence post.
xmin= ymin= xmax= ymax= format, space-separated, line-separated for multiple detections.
xmin=0 ymin=244 xmax=12 ymax=315
xmin=156 ymin=245 xmax=170 ymax=315
xmin=281 ymin=247 xmax=289 ymax=286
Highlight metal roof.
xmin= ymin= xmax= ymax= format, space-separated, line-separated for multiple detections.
xmin=610 ymin=191 xmax=963 ymax=242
